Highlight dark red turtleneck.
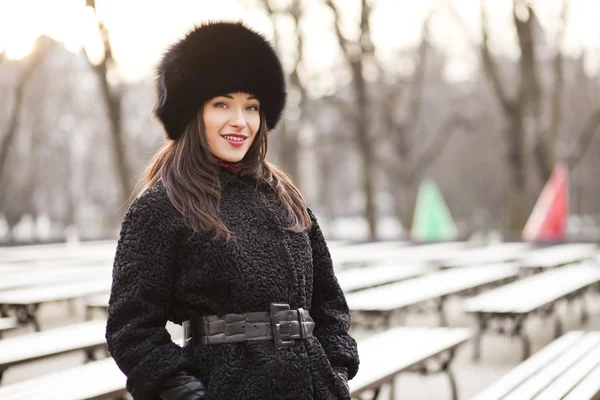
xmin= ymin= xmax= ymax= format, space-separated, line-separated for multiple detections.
xmin=219 ymin=160 xmax=243 ymax=174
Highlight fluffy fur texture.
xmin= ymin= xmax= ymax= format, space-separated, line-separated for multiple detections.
xmin=154 ymin=22 xmax=287 ymax=140
xmin=106 ymin=169 xmax=359 ymax=400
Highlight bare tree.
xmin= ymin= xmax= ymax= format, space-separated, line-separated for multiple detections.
xmin=325 ymin=0 xmax=378 ymax=239
xmin=85 ymin=0 xmax=134 ymax=207
xmin=448 ymin=0 xmax=540 ymax=232
xmin=0 ymin=36 xmax=50 ymax=191
xmin=260 ymin=0 xmax=306 ymax=184
xmin=374 ymin=13 xmax=471 ymax=230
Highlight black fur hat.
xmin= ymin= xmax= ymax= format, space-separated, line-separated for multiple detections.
xmin=154 ymin=21 xmax=286 ymax=140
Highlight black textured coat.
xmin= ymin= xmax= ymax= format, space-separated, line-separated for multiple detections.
xmin=106 ymin=169 xmax=359 ymax=400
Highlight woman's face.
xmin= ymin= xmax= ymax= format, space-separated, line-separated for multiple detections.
xmin=202 ymin=92 xmax=261 ymax=163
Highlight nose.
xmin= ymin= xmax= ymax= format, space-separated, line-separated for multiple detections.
xmin=229 ymin=106 xmax=247 ymax=129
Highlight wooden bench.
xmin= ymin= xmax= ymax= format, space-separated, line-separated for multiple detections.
xmin=0 ymin=279 xmax=112 ymax=331
xmin=85 ymin=293 xmax=111 ymax=319
xmin=519 ymin=243 xmax=598 ymax=274
xmin=350 ymin=327 xmax=472 ymax=400
xmin=470 ymin=330 xmax=600 ymax=400
xmin=463 ymin=263 xmax=600 ymax=361
xmin=0 ymin=319 xmax=107 ymax=383
xmin=330 ymin=242 xmax=409 ymax=268
xmin=331 ymin=242 xmax=469 ymax=269
xmin=0 ymin=267 xmax=111 ymax=291
xmin=346 ymin=263 xmax=519 ymax=327
xmin=0 ymin=241 xmax=117 ymax=264
xmin=0 ymin=318 xmax=17 ymax=339
xmin=0 ymin=357 xmax=127 ymax=400
xmin=440 ymin=243 xmax=531 ymax=268
xmin=0 ymin=328 xmax=470 ymax=400
xmin=337 ymin=264 xmax=431 ymax=293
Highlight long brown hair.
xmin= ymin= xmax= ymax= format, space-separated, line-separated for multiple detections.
xmin=143 ymin=109 xmax=311 ymax=240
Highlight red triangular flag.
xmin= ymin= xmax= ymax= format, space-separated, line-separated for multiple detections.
xmin=523 ymin=164 xmax=569 ymax=241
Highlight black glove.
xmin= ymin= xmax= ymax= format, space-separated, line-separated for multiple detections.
xmin=158 ymin=371 xmax=206 ymax=400
xmin=333 ymin=367 xmax=349 ymax=391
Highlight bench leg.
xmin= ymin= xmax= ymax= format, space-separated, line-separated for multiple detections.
xmin=15 ymin=304 xmax=41 ymax=332
xmin=554 ymin=312 xmax=563 ymax=339
xmin=581 ymin=296 xmax=589 ymax=326
xmin=472 ymin=314 xmax=487 ymax=362
xmin=85 ymin=306 xmax=93 ymax=321
xmin=370 ymin=387 xmax=381 ymax=400
xmin=514 ymin=316 xmax=531 ymax=361
xmin=437 ymin=296 xmax=448 ymax=327
xmin=68 ymin=298 xmax=78 ymax=317
xmin=441 ymin=348 xmax=459 ymax=400
xmin=446 ymin=368 xmax=458 ymax=400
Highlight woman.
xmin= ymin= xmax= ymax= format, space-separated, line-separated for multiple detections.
xmin=106 ymin=22 xmax=359 ymax=400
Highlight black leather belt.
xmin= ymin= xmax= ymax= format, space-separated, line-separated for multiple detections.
xmin=183 ymin=303 xmax=315 ymax=349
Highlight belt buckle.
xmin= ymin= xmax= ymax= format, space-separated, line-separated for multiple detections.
xmin=270 ymin=302 xmax=294 ymax=349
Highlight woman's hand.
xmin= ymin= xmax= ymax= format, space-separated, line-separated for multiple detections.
xmin=158 ymin=371 xmax=206 ymax=400
xmin=333 ymin=366 xmax=349 ymax=392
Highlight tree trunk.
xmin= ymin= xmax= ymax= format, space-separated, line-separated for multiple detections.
xmin=277 ymin=119 xmax=300 ymax=183
xmin=393 ymin=179 xmax=418 ymax=233
xmin=99 ymin=73 xmax=132 ymax=204
xmin=506 ymin=108 xmax=527 ymax=233
xmin=87 ymin=0 xmax=134 ymax=209
xmin=0 ymin=39 xmax=48 ymax=187
xmin=352 ymin=61 xmax=378 ymax=240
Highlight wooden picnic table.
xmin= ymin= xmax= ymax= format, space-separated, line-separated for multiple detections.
xmin=346 ymin=263 xmax=519 ymax=327
xmin=463 ymin=263 xmax=600 ymax=361
xmin=0 ymin=279 xmax=112 ymax=331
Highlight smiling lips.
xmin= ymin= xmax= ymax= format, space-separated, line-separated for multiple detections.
xmin=221 ymin=134 xmax=247 ymax=147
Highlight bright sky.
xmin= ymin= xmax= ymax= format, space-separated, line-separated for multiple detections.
xmin=0 ymin=0 xmax=598 ymax=86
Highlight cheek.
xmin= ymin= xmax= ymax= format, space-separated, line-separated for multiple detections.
xmin=203 ymin=112 xmax=222 ymax=147
xmin=249 ymin=114 xmax=261 ymax=136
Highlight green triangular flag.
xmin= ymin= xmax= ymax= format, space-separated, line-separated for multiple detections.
xmin=411 ymin=179 xmax=458 ymax=241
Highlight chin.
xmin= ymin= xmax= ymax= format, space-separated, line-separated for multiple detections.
xmin=220 ymin=153 xmax=245 ymax=163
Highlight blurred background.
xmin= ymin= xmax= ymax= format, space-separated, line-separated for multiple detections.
xmin=0 ymin=0 xmax=599 ymax=244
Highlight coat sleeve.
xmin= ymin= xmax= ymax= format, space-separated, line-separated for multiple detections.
xmin=106 ymin=187 xmax=187 ymax=400
xmin=308 ymin=209 xmax=360 ymax=379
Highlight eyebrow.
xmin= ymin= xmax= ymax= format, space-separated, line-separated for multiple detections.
xmin=221 ymin=94 xmax=257 ymax=100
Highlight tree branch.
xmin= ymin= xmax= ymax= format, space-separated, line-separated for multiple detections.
xmin=547 ymin=0 xmax=568 ymax=146
xmin=409 ymin=112 xmax=473 ymax=178
xmin=480 ymin=0 xmax=513 ymax=113
xmin=563 ymin=109 xmax=600 ymax=168
xmin=324 ymin=0 xmax=351 ymax=61
xmin=403 ymin=12 xmax=432 ymax=135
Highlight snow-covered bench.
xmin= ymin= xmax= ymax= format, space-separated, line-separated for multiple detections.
xmin=346 ymin=263 xmax=519 ymax=327
xmin=463 ymin=263 xmax=600 ymax=361
xmin=0 ymin=319 xmax=107 ymax=383
xmin=470 ymin=330 xmax=600 ymax=400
